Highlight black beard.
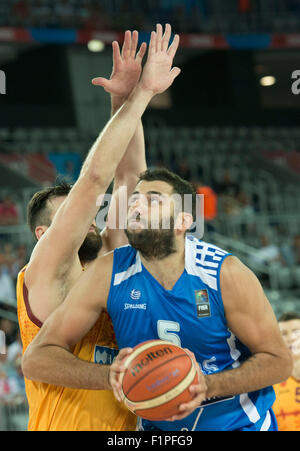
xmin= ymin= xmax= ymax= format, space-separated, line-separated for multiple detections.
xmin=78 ymin=228 xmax=102 ymax=263
xmin=124 ymin=220 xmax=176 ymax=260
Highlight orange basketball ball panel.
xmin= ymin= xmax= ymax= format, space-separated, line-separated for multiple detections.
xmin=134 ymin=372 xmax=199 ymax=421
xmin=126 ymin=354 xmax=192 ymax=401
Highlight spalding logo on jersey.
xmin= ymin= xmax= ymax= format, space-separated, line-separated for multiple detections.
xmin=94 ymin=346 xmax=119 ymax=365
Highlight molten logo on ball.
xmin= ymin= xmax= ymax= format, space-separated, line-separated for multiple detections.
xmin=131 ymin=346 xmax=173 ymax=376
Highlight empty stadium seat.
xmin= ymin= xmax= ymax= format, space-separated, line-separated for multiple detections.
xmin=11 ymin=128 xmax=28 ymax=141
xmin=277 ymin=267 xmax=294 ymax=289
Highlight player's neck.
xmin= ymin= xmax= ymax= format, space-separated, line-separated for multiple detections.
xmin=140 ymin=239 xmax=185 ymax=291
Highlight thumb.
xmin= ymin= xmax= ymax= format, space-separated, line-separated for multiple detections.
xmin=92 ymin=77 xmax=111 ymax=90
xmin=170 ymin=67 xmax=181 ymax=82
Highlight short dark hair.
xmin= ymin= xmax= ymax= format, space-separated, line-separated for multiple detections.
xmin=27 ymin=181 xmax=72 ymax=238
xmin=138 ymin=168 xmax=196 ymax=220
xmin=278 ymin=312 xmax=300 ymax=322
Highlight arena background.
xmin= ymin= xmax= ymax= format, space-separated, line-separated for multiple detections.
xmin=0 ymin=0 xmax=300 ymax=430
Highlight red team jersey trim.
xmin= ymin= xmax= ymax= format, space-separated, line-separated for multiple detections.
xmin=23 ymin=280 xmax=43 ymax=329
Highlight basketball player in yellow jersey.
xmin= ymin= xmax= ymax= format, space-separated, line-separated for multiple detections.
xmin=17 ymin=29 xmax=152 ymax=431
xmin=273 ymin=312 xmax=300 ymax=431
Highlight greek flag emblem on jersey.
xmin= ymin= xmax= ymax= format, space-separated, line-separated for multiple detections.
xmin=194 ymin=241 xmax=228 ymax=291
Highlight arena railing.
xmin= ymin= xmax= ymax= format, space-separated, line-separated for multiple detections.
xmin=207 ymin=230 xmax=288 ymax=292
xmin=217 ymin=213 xmax=300 ymax=242
xmin=0 ymin=224 xmax=34 ymax=248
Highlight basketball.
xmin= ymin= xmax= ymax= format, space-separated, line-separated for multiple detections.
xmin=120 ymin=340 xmax=199 ymax=421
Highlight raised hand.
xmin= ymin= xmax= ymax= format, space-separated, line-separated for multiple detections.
xmin=92 ymin=30 xmax=147 ymax=100
xmin=139 ymin=23 xmax=181 ymax=96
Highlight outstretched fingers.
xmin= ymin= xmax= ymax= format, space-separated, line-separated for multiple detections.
xmin=119 ymin=29 xmax=146 ymax=62
xmin=136 ymin=41 xmax=147 ymax=61
xmin=167 ymin=33 xmax=180 ymax=59
xmin=156 ymin=23 xmax=163 ymax=52
xmin=130 ymin=30 xmax=139 ymax=58
xmin=112 ymin=40 xmax=122 ymax=65
xmin=148 ymin=30 xmax=157 ymax=57
xmin=162 ymin=23 xmax=172 ymax=52
xmin=122 ymin=30 xmax=131 ymax=59
xmin=138 ymin=24 xmax=181 ymax=95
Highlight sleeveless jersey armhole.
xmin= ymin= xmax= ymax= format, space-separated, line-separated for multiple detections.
xmin=106 ymin=250 xmax=118 ymax=317
xmin=216 ymin=253 xmax=233 ymax=319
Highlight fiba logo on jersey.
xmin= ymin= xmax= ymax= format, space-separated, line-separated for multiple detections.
xmin=195 ymin=289 xmax=211 ymax=318
xmin=0 ymin=70 xmax=6 ymax=95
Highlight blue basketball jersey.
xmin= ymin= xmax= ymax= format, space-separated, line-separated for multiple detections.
xmin=107 ymin=235 xmax=276 ymax=431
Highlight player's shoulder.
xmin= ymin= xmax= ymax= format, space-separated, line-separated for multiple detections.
xmin=220 ymin=255 xmax=263 ymax=309
xmin=220 ymin=254 xmax=255 ymax=282
xmin=80 ymin=251 xmax=115 ymax=287
xmin=90 ymin=247 xmax=136 ymax=289
xmin=94 ymin=248 xmax=115 ymax=267
xmin=94 ymin=246 xmax=133 ymax=271
xmin=17 ymin=264 xmax=27 ymax=277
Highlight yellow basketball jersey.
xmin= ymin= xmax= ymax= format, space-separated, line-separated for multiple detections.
xmin=17 ymin=266 xmax=137 ymax=431
xmin=273 ymin=377 xmax=300 ymax=431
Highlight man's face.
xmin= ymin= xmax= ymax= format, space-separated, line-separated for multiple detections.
xmin=127 ymin=180 xmax=176 ymax=231
xmin=48 ymin=195 xmax=102 ymax=263
xmin=279 ymin=319 xmax=300 ymax=360
xmin=125 ymin=180 xmax=177 ymax=260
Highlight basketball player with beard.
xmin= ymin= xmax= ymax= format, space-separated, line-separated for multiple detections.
xmin=16 ymin=28 xmax=152 ymax=431
xmin=23 ymin=26 xmax=291 ymax=431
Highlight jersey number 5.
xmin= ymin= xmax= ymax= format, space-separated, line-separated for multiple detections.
xmin=157 ymin=320 xmax=181 ymax=346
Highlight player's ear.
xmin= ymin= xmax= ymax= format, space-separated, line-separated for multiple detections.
xmin=174 ymin=212 xmax=193 ymax=233
xmin=35 ymin=225 xmax=48 ymax=241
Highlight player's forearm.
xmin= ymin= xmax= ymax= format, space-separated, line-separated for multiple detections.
xmin=114 ymin=122 xmax=146 ymax=185
xmin=204 ymin=351 xmax=292 ymax=399
xmin=111 ymin=94 xmax=146 ymax=183
xmin=22 ymin=344 xmax=111 ymax=390
xmin=80 ymin=85 xmax=151 ymax=185
xmin=111 ymin=93 xmax=127 ymax=115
